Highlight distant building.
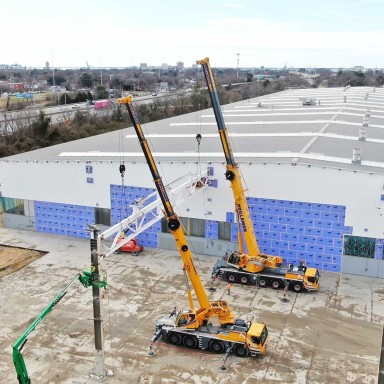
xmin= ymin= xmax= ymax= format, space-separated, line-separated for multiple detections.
xmin=306 ymin=68 xmax=316 ymax=75
xmin=10 ymin=64 xmax=23 ymax=70
xmin=352 ymin=66 xmax=365 ymax=73
xmin=45 ymin=61 xmax=50 ymax=70
xmin=176 ymin=62 xmax=184 ymax=70
xmin=140 ymin=63 xmax=148 ymax=69
xmin=161 ymin=63 xmax=168 ymax=70
xmin=0 ymin=64 xmax=9 ymax=70
xmin=8 ymin=83 xmax=24 ymax=90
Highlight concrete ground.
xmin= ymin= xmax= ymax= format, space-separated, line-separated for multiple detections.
xmin=0 ymin=227 xmax=382 ymax=384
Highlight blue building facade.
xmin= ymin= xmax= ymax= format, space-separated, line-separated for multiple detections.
xmin=33 ymin=183 xmax=384 ymax=273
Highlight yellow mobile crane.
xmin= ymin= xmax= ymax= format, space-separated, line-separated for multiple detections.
xmin=116 ymin=96 xmax=268 ymax=359
xmin=197 ymin=58 xmax=320 ymax=293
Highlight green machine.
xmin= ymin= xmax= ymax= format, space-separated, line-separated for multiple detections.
xmin=12 ymin=270 xmax=106 ymax=384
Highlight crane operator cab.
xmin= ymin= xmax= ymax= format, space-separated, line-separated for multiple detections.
xmin=177 ymin=310 xmax=196 ymax=326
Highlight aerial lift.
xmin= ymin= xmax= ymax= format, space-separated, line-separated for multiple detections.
xmin=197 ymin=57 xmax=320 ymax=293
xmin=12 ymin=270 xmax=107 ymax=384
xmin=116 ymin=96 xmax=268 ymax=359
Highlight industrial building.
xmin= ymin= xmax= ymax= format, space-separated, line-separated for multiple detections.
xmin=1 ymin=85 xmax=383 ymax=278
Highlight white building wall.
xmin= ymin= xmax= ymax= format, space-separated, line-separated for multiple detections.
xmin=1 ymin=159 xmax=383 ymax=239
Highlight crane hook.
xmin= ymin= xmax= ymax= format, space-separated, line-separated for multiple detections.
xmin=196 ymin=134 xmax=202 ymax=145
xmin=119 ymin=164 xmax=126 ymax=177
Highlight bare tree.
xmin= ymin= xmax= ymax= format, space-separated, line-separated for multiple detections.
xmin=171 ymin=91 xmax=189 ymax=115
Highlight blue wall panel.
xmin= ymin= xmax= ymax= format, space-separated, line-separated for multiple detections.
xmin=206 ymin=220 xmax=218 ymax=240
xmin=240 ymin=197 xmax=354 ymax=272
xmin=110 ymin=184 xmax=158 ymax=247
xmin=35 ymin=201 xmax=93 ymax=239
xmin=35 ymin=183 xmax=361 ymax=273
xmin=375 ymin=240 xmax=383 ymax=260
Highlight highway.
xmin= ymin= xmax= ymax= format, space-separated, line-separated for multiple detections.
xmin=0 ymin=93 xmax=166 ymax=129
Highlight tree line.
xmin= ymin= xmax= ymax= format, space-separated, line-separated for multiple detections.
xmin=0 ymin=72 xmax=382 ymax=159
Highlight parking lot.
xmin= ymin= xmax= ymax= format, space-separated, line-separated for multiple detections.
xmin=0 ymin=228 xmax=382 ymax=383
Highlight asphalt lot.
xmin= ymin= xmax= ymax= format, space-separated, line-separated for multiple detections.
xmin=0 ymin=227 xmax=382 ymax=384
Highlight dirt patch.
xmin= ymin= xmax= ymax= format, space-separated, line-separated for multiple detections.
xmin=0 ymin=245 xmax=47 ymax=280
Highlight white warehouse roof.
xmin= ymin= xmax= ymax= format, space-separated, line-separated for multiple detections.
xmin=3 ymin=86 xmax=384 ymax=174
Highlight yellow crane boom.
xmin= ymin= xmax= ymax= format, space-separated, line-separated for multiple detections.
xmin=197 ymin=58 xmax=320 ymax=292
xmin=116 ymin=95 xmax=268 ymax=360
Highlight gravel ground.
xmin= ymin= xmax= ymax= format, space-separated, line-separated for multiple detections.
xmin=0 ymin=228 xmax=382 ymax=384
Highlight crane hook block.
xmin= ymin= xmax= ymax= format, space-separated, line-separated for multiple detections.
xmin=168 ymin=218 xmax=180 ymax=231
xmin=225 ymin=170 xmax=235 ymax=181
xmin=119 ymin=164 xmax=126 ymax=176
xmin=196 ymin=134 xmax=202 ymax=145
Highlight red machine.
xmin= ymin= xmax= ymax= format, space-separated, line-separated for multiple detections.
xmin=115 ymin=236 xmax=143 ymax=256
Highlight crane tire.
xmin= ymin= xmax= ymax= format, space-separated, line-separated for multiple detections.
xmin=183 ymin=335 xmax=198 ymax=349
xmin=132 ymin=251 xmax=138 ymax=256
xmin=239 ymin=275 xmax=249 ymax=285
xmin=227 ymin=273 xmax=237 ymax=283
xmin=259 ymin=277 xmax=268 ymax=287
xmin=271 ymin=279 xmax=282 ymax=289
xmin=234 ymin=344 xmax=249 ymax=358
xmin=209 ymin=340 xmax=225 ymax=353
xmin=292 ymin=283 xmax=302 ymax=293
xmin=168 ymin=332 xmax=182 ymax=345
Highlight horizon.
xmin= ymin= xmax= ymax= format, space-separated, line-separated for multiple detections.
xmin=0 ymin=64 xmax=379 ymax=71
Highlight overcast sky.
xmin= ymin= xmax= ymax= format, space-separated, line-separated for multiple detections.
xmin=2 ymin=0 xmax=383 ymax=69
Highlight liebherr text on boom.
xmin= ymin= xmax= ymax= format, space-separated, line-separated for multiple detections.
xmin=197 ymin=57 xmax=320 ymax=293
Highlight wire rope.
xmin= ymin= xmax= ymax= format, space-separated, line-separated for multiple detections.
xmin=179 ymin=220 xmax=212 ymax=288
xmin=117 ymin=105 xmax=136 ymax=236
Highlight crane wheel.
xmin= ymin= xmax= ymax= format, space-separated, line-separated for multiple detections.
xmin=271 ymin=279 xmax=282 ymax=289
xmin=240 ymin=275 xmax=249 ymax=285
xmin=227 ymin=273 xmax=237 ymax=282
xmin=209 ymin=340 xmax=225 ymax=353
xmin=234 ymin=344 xmax=249 ymax=358
xmin=168 ymin=219 xmax=180 ymax=231
xmin=168 ymin=332 xmax=182 ymax=345
xmin=292 ymin=283 xmax=302 ymax=292
xmin=259 ymin=278 xmax=268 ymax=287
xmin=183 ymin=335 xmax=198 ymax=349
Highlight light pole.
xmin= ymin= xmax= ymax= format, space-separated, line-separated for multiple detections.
xmin=3 ymin=113 xmax=8 ymax=135
xmin=52 ymin=67 xmax=56 ymax=105
xmin=237 ymin=53 xmax=240 ymax=78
